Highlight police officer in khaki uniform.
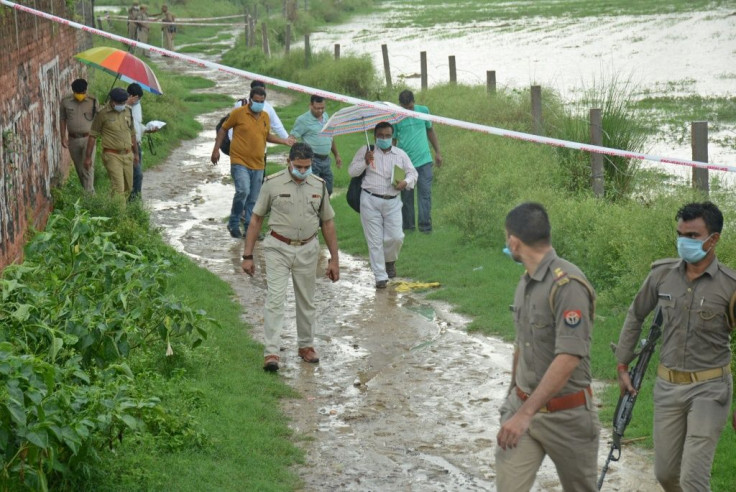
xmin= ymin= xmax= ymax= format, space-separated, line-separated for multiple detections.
xmin=127 ymin=1 xmax=140 ymax=40
xmin=60 ymin=78 xmax=97 ymax=193
xmin=242 ymin=143 xmax=339 ymax=372
xmin=616 ymin=201 xmax=736 ymax=492
xmin=496 ymin=202 xmax=599 ymax=492
xmin=135 ymin=5 xmax=150 ymax=57
xmin=84 ymin=88 xmax=138 ymax=197
xmin=159 ymin=5 xmax=175 ymax=51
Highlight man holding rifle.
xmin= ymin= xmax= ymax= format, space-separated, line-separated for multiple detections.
xmin=615 ymin=201 xmax=736 ymax=491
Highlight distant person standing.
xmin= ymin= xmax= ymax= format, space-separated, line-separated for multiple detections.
xmin=211 ymin=85 xmax=294 ymax=239
xmin=394 ymin=90 xmax=443 ymax=233
xmin=289 ymin=95 xmax=342 ymax=195
xmin=135 ymin=4 xmax=150 ymax=56
xmin=60 ymin=78 xmax=97 ymax=193
xmin=85 ymin=88 xmax=138 ymax=197
xmin=127 ymin=1 xmax=140 ymax=41
xmin=242 ymin=143 xmax=339 ymax=372
xmin=348 ymin=122 xmax=417 ymax=289
xmin=159 ymin=5 xmax=176 ymax=51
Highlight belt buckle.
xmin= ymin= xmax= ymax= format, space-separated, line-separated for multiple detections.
xmin=289 ymin=239 xmax=300 ymax=246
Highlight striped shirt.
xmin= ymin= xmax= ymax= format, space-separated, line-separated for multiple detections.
xmin=348 ymin=144 xmax=418 ymax=197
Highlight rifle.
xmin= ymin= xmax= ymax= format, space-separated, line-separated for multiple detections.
xmin=597 ymin=307 xmax=663 ymax=490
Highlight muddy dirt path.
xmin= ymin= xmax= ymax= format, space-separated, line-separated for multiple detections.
xmin=141 ymin=51 xmax=662 ymax=491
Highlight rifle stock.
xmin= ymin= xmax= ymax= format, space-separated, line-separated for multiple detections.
xmin=598 ymin=308 xmax=663 ymax=490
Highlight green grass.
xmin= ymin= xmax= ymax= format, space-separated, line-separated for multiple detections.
xmin=380 ymin=0 xmax=736 ymax=27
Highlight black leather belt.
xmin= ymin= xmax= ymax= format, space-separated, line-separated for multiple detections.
xmin=364 ymin=190 xmax=398 ymax=200
xmin=68 ymin=132 xmax=89 ymax=139
xmin=313 ymin=153 xmax=329 ymax=159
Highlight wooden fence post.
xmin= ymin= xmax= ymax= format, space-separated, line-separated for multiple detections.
xmin=449 ymin=56 xmax=456 ymax=84
xmin=304 ymin=33 xmax=311 ymax=68
xmin=531 ymin=85 xmax=543 ymax=135
xmin=334 ymin=43 xmax=340 ymax=60
xmin=691 ymin=121 xmax=709 ymax=194
xmin=248 ymin=16 xmax=256 ymax=47
xmin=261 ymin=22 xmax=270 ymax=57
xmin=486 ymin=70 xmax=496 ymax=94
xmin=382 ymin=44 xmax=392 ymax=89
xmin=420 ymin=51 xmax=428 ymax=91
xmin=285 ymin=23 xmax=291 ymax=54
xmin=590 ymin=108 xmax=604 ymax=198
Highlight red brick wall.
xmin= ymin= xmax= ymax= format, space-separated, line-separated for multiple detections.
xmin=0 ymin=0 xmax=92 ymax=269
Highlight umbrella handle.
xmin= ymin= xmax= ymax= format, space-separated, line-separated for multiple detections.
xmin=104 ymin=73 xmax=122 ymax=104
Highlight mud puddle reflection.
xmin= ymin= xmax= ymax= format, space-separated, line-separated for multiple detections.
xmin=143 ymin=52 xmax=661 ymax=491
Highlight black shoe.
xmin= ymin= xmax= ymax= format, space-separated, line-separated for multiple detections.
xmin=385 ymin=262 xmax=396 ymax=279
xmin=227 ymin=225 xmax=242 ymax=238
xmin=376 ymin=280 xmax=388 ymax=289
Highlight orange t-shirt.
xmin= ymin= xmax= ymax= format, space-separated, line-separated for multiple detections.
xmin=222 ymin=105 xmax=271 ymax=169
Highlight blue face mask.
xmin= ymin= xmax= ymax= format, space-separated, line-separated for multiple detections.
xmin=250 ymin=101 xmax=265 ymax=113
xmin=503 ymin=246 xmax=522 ymax=265
xmin=376 ymin=138 xmax=392 ymax=150
xmin=677 ymin=235 xmax=712 ymax=263
xmin=291 ymin=166 xmax=312 ymax=180
xmin=113 ymin=104 xmax=126 ymax=112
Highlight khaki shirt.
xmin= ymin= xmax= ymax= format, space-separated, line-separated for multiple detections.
xmin=60 ymin=95 xmax=97 ymax=135
xmin=616 ymin=257 xmax=736 ymax=371
xmin=252 ymin=170 xmax=334 ymax=240
xmin=89 ymin=105 xmax=135 ymax=151
xmin=512 ymin=249 xmax=596 ymax=395
xmin=137 ymin=11 xmax=150 ymax=32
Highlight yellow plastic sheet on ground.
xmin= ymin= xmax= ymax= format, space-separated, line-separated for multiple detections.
xmin=394 ymin=281 xmax=441 ymax=292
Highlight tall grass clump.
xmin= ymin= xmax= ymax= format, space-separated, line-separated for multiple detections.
xmin=547 ymin=76 xmax=649 ymax=201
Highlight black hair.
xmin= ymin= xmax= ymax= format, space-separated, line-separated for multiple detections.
xmin=398 ymin=89 xmax=414 ymax=106
xmin=310 ymin=95 xmax=325 ymax=104
xmin=71 ymin=78 xmax=87 ymax=93
xmin=289 ymin=142 xmax=313 ymax=161
xmin=374 ymin=121 xmax=394 ymax=136
xmin=505 ymin=202 xmax=551 ymax=247
xmin=249 ymin=86 xmax=266 ymax=100
xmin=126 ymin=83 xmax=143 ymax=98
xmin=676 ymin=201 xmax=723 ymax=234
xmin=250 ymin=80 xmax=266 ymax=89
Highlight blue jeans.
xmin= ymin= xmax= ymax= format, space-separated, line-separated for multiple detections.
xmin=229 ymin=164 xmax=263 ymax=231
xmin=311 ymin=154 xmax=333 ymax=195
xmin=401 ymin=162 xmax=433 ymax=231
xmin=129 ymin=144 xmax=143 ymax=201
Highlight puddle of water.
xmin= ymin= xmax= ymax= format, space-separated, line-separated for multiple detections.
xmin=143 ymin=40 xmax=663 ymax=491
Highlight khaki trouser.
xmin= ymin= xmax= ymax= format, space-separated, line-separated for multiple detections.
xmin=261 ymin=234 xmax=320 ymax=356
xmin=68 ymin=137 xmax=95 ymax=193
xmin=136 ymin=28 xmax=149 ymax=56
xmin=495 ymin=390 xmax=600 ymax=491
xmin=163 ymin=28 xmax=174 ymax=51
xmin=653 ymin=373 xmax=732 ymax=492
xmin=101 ymin=151 xmax=134 ymax=196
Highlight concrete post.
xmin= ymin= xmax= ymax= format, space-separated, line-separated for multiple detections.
xmin=590 ymin=108 xmax=604 ymax=198
xmin=691 ymin=121 xmax=709 ymax=194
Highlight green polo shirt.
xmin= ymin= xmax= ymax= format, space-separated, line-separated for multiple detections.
xmin=394 ymin=104 xmax=433 ymax=168
xmin=291 ymin=110 xmax=332 ymax=156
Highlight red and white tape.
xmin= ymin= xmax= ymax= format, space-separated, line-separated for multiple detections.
xmin=2 ymin=0 xmax=734 ymax=173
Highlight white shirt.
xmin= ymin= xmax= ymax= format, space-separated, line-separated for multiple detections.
xmin=130 ymin=101 xmax=144 ymax=143
xmin=227 ymin=98 xmax=288 ymax=141
xmin=348 ymin=144 xmax=417 ymax=196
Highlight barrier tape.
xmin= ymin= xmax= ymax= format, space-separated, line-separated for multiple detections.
xmin=105 ymin=13 xmax=245 ymax=21
xmin=3 ymin=0 xmax=734 ymax=173
xmin=102 ymin=15 xmax=244 ymax=27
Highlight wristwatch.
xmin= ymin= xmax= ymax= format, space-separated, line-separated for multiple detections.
xmin=242 ymin=254 xmax=253 ymax=260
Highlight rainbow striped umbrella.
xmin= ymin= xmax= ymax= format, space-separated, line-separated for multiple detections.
xmin=320 ymin=102 xmax=407 ymax=145
xmin=74 ymin=47 xmax=163 ymax=95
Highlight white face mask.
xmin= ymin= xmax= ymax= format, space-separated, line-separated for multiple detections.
xmin=113 ymin=104 xmax=126 ymax=112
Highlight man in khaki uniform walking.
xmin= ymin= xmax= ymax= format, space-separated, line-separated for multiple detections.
xmin=84 ymin=88 xmax=138 ymax=197
xmin=616 ymin=201 xmax=736 ymax=491
xmin=241 ymin=143 xmax=339 ymax=372
xmin=60 ymin=78 xmax=97 ymax=193
xmin=495 ymin=202 xmax=599 ymax=491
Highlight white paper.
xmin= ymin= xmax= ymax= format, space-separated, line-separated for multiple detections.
xmin=145 ymin=120 xmax=166 ymax=131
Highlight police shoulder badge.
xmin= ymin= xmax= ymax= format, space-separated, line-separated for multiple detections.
xmin=563 ymin=309 xmax=582 ymax=328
